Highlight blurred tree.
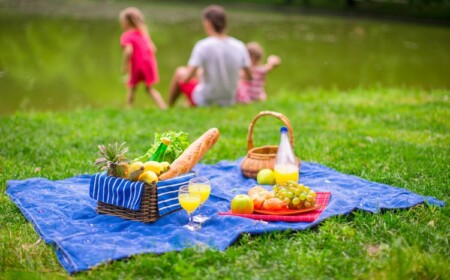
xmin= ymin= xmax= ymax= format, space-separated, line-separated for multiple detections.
xmin=282 ymin=0 xmax=449 ymax=6
xmin=408 ymin=0 xmax=448 ymax=5
xmin=279 ymin=0 xmax=450 ymax=15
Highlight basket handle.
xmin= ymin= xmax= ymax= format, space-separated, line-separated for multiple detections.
xmin=246 ymin=111 xmax=295 ymax=152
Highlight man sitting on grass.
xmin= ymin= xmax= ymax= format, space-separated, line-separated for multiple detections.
xmin=168 ymin=5 xmax=252 ymax=107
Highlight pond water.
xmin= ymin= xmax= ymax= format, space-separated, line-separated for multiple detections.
xmin=1 ymin=3 xmax=449 ymax=114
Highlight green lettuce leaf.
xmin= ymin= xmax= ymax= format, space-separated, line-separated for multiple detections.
xmin=134 ymin=131 xmax=190 ymax=163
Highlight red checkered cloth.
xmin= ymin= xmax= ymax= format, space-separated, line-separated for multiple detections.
xmin=219 ymin=192 xmax=331 ymax=223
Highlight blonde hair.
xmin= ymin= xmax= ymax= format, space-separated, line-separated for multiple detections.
xmin=247 ymin=42 xmax=264 ymax=64
xmin=119 ymin=7 xmax=149 ymax=38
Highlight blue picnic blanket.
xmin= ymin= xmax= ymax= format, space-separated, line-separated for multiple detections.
xmin=6 ymin=159 xmax=444 ymax=274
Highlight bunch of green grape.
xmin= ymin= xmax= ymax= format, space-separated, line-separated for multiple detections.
xmin=273 ymin=181 xmax=317 ymax=209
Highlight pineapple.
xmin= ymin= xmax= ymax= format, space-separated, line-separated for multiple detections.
xmin=94 ymin=142 xmax=130 ymax=178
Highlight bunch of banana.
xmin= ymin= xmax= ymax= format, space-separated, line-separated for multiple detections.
xmin=127 ymin=161 xmax=170 ymax=185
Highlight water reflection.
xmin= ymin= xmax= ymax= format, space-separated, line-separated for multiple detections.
xmin=0 ymin=8 xmax=449 ymax=115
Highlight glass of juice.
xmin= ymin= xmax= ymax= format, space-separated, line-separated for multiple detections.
xmin=188 ymin=177 xmax=211 ymax=223
xmin=178 ymin=185 xmax=201 ymax=231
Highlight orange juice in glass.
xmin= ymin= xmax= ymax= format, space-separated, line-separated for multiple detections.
xmin=274 ymin=163 xmax=299 ymax=186
xmin=188 ymin=177 xmax=211 ymax=223
xmin=178 ymin=185 xmax=201 ymax=231
xmin=188 ymin=183 xmax=211 ymax=204
xmin=179 ymin=193 xmax=201 ymax=213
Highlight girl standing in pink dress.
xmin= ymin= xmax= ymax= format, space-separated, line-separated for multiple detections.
xmin=119 ymin=7 xmax=167 ymax=109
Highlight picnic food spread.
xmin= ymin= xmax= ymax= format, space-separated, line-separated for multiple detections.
xmin=94 ymin=128 xmax=220 ymax=183
xmin=229 ymin=121 xmax=318 ymax=216
xmin=91 ymin=128 xmax=220 ymax=223
xmin=240 ymin=181 xmax=317 ymax=213
xmin=92 ymin=112 xmax=321 ymax=223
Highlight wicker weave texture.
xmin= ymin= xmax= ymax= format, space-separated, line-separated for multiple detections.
xmin=97 ymin=182 xmax=160 ymax=223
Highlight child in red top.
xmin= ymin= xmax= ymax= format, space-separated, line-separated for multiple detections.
xmin=119 ymin=7 xmax=167 ymax=109
xmin=237 ymin=42 xmax=281 ymax=104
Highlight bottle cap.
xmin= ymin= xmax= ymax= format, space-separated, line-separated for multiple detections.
xmin=161 ymin=137 xmax=171 ymax=145
xmin=280 ymin=126 xmax=288 ymax=133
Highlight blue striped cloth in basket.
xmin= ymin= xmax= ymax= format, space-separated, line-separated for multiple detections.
xmin=89 ymin=172 xmax=196 ymax=216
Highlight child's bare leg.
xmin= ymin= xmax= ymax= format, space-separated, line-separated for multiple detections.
xmin=147 ymin=87 xmax=168 ymax=110
xmin=127 ymin=86 xmax=136 ymax=107
xmin=168 ymin=66 xmax=189 ymax=107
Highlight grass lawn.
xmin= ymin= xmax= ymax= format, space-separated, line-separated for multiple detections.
xmin=1 ymin=87 xmax=449 ymax=279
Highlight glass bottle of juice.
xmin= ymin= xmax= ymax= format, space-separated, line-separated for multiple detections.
xmin=274 ymin=126 xmax=299 ymax=186
xmin=148 ymin=137 xmax=171 ymax=162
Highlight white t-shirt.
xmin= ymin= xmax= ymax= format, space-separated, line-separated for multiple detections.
xmin=188 ymin=36 xmax=250 ymax=106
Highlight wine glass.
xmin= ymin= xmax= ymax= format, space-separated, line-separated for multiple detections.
xmin=188 ymin=177 xmax=211 ymax=223
xmin=178 ymin=185 xmax=201 ymax=231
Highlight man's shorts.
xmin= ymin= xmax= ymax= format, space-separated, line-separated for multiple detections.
xmin=179 ymin=79 xmax=198 ymax=106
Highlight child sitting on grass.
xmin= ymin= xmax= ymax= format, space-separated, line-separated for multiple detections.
xmin=119 ymin=7 xmax=167 ymax=109
xmin=236 ymin=42 xmax=281 ymax=104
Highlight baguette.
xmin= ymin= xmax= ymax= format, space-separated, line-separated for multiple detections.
xmin=159 ymin=128 xmax=220 ymax=180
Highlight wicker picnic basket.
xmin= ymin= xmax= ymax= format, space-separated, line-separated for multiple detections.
xmin=241 ymin=111 xmax=300 ymax=179
xmin=93 ymin=171 xmax=196 ymax=223
xmin=97 ymin=182 xmax=159 ymax=223
xmin=94 ymin=128 xmax=219 ymax=223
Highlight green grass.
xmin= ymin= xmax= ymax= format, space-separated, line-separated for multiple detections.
xmin=1 ymin=87 xmax=449 ymax=279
